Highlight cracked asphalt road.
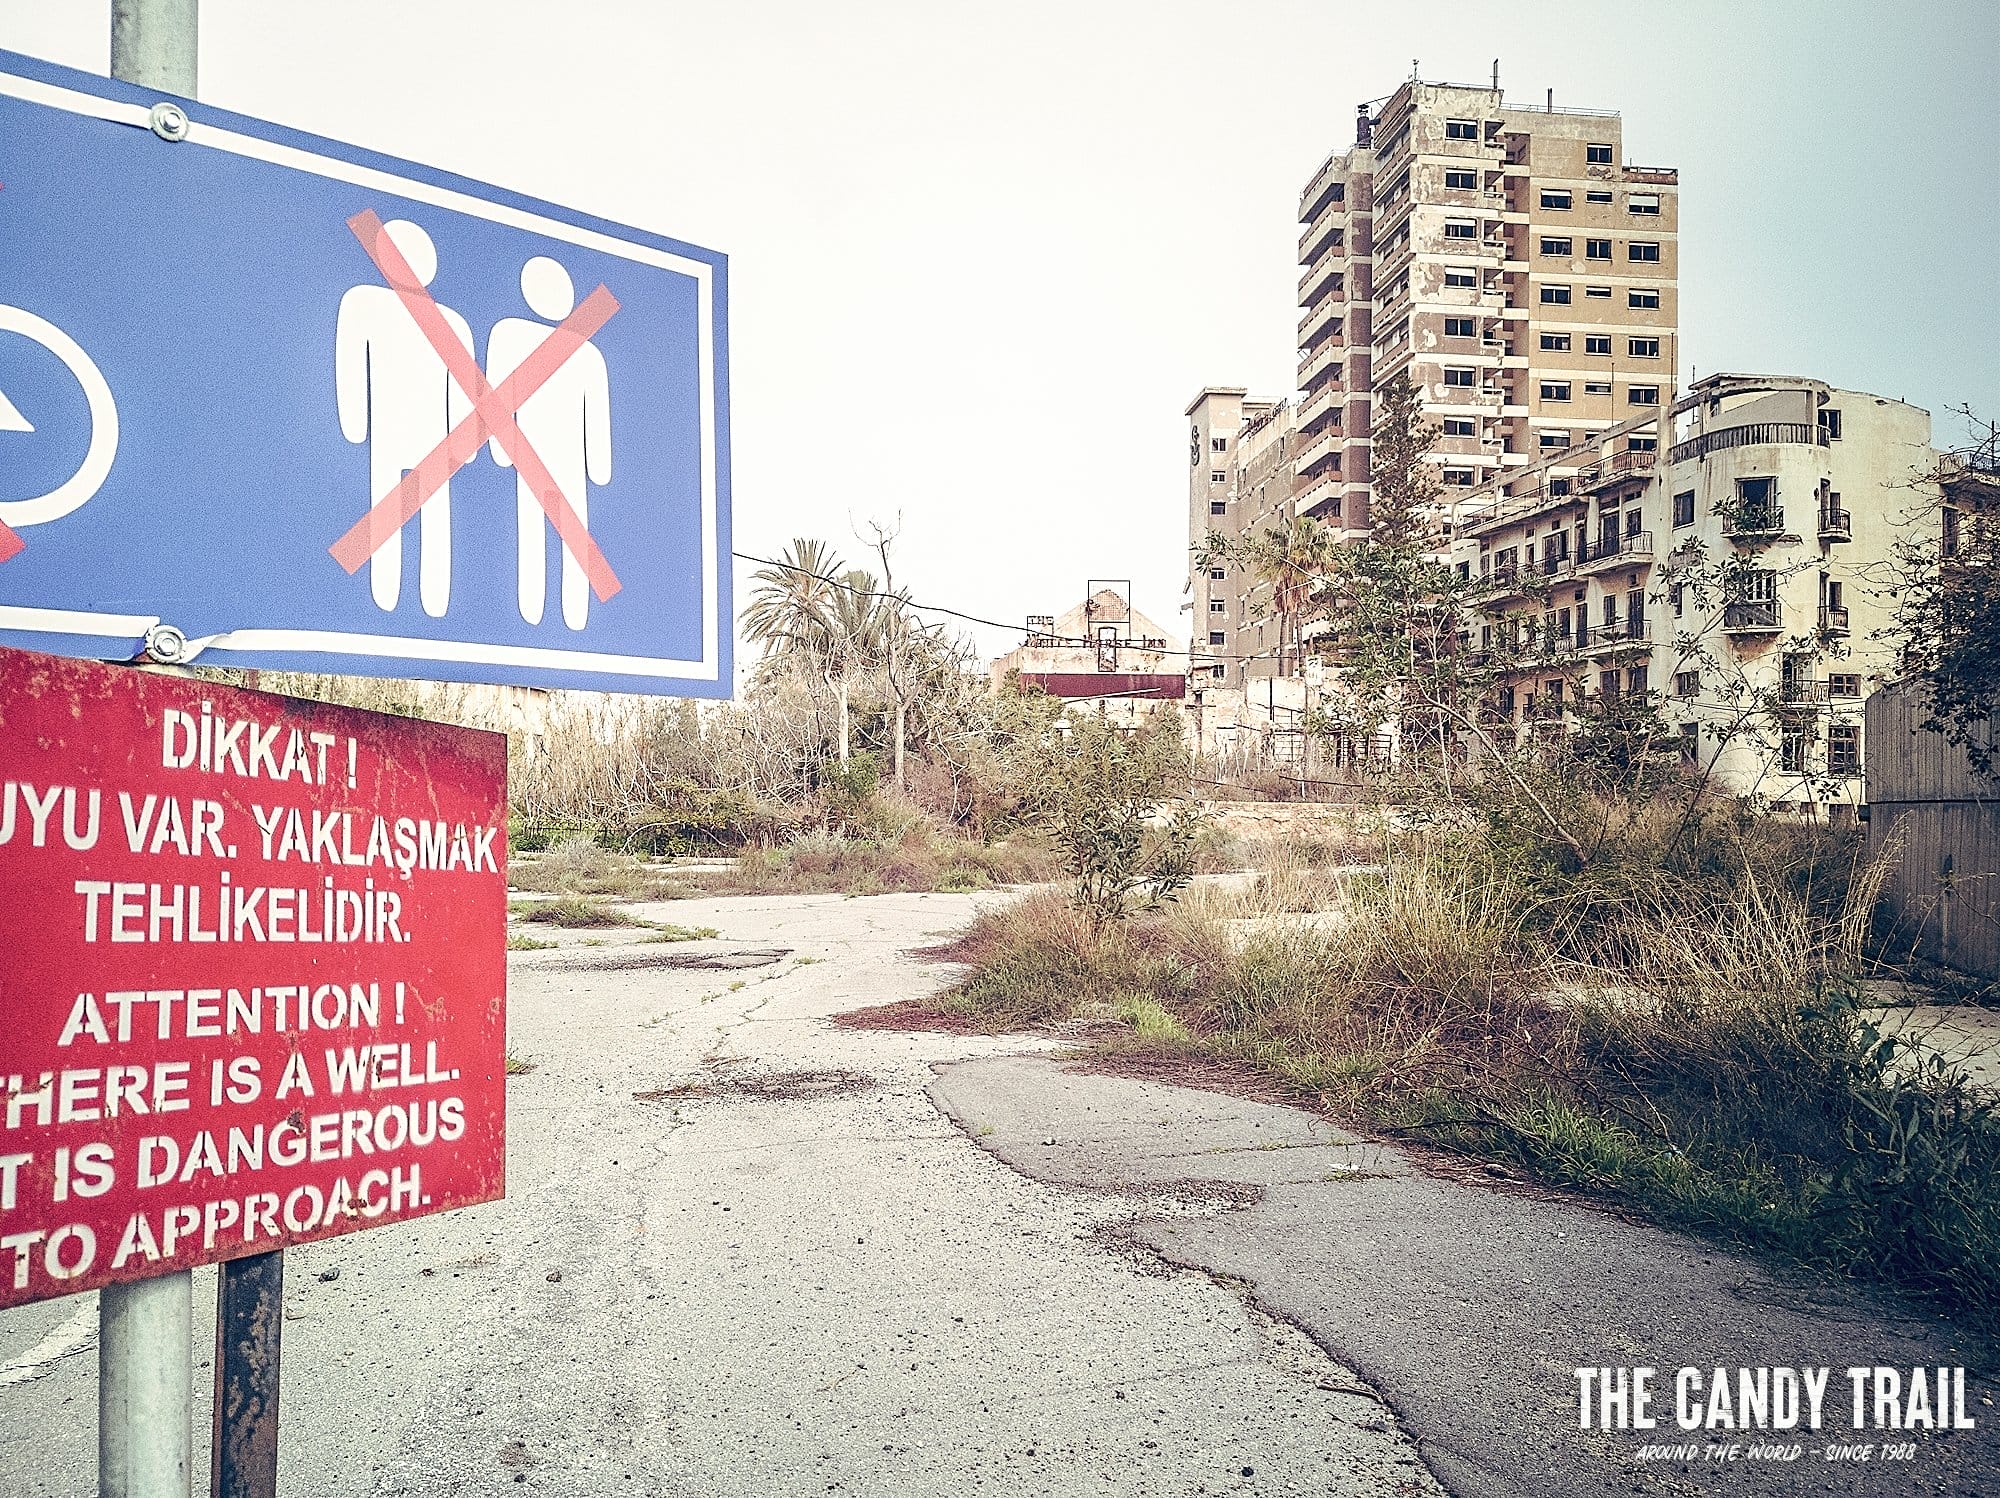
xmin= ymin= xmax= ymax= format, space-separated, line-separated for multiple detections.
xmin=7 ymin=889 xmax=1993 ymax=1497
xmin=929 ymin=1056 xmax=2000 ymax=1498
xmin=0 ymin=891 xmax=1442 ymax=1497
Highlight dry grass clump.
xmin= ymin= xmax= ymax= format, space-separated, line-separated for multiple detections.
xmin=707 ymin=826 xmax=1058 ymax=898
xmin=507 ymin=895 xmax=655 ymax=928
xmin=510 ymin=835 xmax=696 ymax=901
xmin=933 ymin=829 xmax=2000 ymax=1323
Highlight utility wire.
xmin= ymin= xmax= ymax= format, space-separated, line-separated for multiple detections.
xmin=732 ymin=549 xmax=1297 ymax=667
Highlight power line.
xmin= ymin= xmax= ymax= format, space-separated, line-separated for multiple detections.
xmin=732 ymin=549 xmax=1297 ymax=666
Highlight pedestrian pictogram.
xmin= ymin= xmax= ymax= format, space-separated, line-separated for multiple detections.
xmin=0 ymin=46 xmax=730 ymax=695
xmin=328 ymin=210 xmax=624 ymax=625
xmin=488 ymin=256 xmax=615 ymax=629
xmin=334 ymin=218 xmax=475 ymax=618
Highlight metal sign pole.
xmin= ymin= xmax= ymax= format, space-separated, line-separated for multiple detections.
xmin=99 ymin=1273 xmax=193 ymax=1498
xmin=210 ymin=1252 xmax=283 ymax=1498
xmin=101 ymin=14 xmax=204 ymax=1498
xmin=110 ymin=0 xmax=198 ymax=95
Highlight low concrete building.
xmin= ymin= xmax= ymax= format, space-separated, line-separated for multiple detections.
xmin=1448 ymin=372 xmax=1940 ymax=813
xmin=990 ymin=586 xmax=1184 ymax=720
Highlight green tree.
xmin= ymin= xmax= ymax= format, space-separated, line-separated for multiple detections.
xmin=1015 ymin=711 xmax=1201 ymax=930
xmin=1888 ymin=412 xmax=1999 ymax=774
xmin=742 ymin=538 xmax=847 ymax=660
xmin=743 ymin=539 xmax=897 ymax=763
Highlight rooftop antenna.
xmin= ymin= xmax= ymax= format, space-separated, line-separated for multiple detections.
xmin=1411 ymin=58 xmax=1420 ymax=82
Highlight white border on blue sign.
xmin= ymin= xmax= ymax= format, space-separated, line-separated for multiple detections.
xmin=0 ymin=59 xmax=724 ymax=688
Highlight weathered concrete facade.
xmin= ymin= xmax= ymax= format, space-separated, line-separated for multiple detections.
xmin=1184 ymin=389 xmax=1297 ymax=692
xmin=1449 ymin=373 xmax=1938 ymax=811
xmin=1297 ymin=78 xmax=1680 ymax=537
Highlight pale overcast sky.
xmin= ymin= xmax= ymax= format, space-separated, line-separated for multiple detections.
xmin=4 ymin=1 xmax=1994 ymax=666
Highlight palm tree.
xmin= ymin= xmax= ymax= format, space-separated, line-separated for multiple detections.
xmin=742 ymin=538 xmax=846 ymax=661
xmin=1243 ymin=515 xmax=1340 ymax=676
xmin=742 ymin=541 xmax=907 ymax=764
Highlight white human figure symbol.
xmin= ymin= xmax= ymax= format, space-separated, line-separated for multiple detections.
xmin=486 ymin=256 xmax=612 ymax=630
xmin=334 ymin=219 xmax=474 ymax=618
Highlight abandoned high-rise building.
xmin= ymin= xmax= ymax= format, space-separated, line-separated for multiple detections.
xmin=1190 ymin=73 xmax=1682 ymax=694
xmin=1296 ymin=76 xmax=1680 ymax=537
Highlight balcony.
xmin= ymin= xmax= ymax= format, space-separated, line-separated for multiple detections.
xmin=1669 ymin=421 xmax=1828 ymax=465
xmin=1296 ymin=381 xmax=1340 ymax=430
xmin=1819 ymin=604 xmax=1851 ymax=637
xmin=1722 ymin=507 xmax=1789 ymax=541
xmin=1298 ymin=471 xmax=1343 ymax=520
xmin=1297 ymin=255 xmax=1344 ymax=305
xmin=1299 ymin=340 xmax=1344 ymax=389
xmin=1577 ymin=449 xmax=1659 ymax=493
xmin=1779 ymin=678 xmax=1830 ymax=706
xmin=1295 ymin=425 xmax=1341 ymax=475
xmin=1300 ymin=154 xmax=1344 ymax=221
xmin=1576 ymin=531 xmax=1654 ymax=574
xmin=1578 ymin=621 xmax=1652 ymax=657
xmin=1723 ymin=601 xmax=1783 ymax=635
xmin=1818 ymin=506 xmax=1852 ymax=542
xmin=1298 ymin=298 xmax=1343 ymax=348
xmin=1298 ymin=194 xmax=1347 ymax=261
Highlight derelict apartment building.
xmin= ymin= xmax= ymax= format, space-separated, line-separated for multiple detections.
xmin=1185 ymin=389 xmax=1296 ymax=687
xmin=1449 ymin=373 xmax=1939 ymax=814
xmin=1191 ymin=75 xmax=1681 ymax=690
xmin=1297 ymin=77 xmax=1680 ymax=534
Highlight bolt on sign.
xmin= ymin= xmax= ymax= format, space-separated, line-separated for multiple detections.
xmin=0 ymin=650 xmax=506 ymax=1309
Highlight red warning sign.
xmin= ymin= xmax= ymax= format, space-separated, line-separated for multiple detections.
xmin=0 ymin=649 xmax=507 ymax=1308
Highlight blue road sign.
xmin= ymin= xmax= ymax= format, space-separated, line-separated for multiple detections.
xmin=0 ymin=48 xmax=731 ymax=696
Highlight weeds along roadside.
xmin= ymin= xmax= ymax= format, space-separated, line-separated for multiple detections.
xmin=928 ymin=825 xmax=2000 ymax=1329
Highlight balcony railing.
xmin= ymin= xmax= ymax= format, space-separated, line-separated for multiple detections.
xmin=1669 ymin=421 xmax=1828 ymax=465
xmin=1578 ymin=531 xmax=1654 ymax=569
xmin=1577 ymin=449 xmax=1659 ymax=491
xmin=1299 ymin=340 xmax=1343 ymax=387
xmin=1298 ymin=291 xmax=1345 ymax=343
xmin=1297 ymin=382 xmax=1340 ymax=428
xmin=1722 ymin=507 xmax=1788 ymax=540
xmin=1818 ymin=506 xmax=1852 ymax=541
xmin=1723 ymin=601 xmax=1783 ymax=634
xmin=1780 ymin=679 xmax=1830 ymax=705
xmin=1296 ymin=427 xmax=1341 ymax=473
xmin=1819 ymin=604 xmax=1851 ymax=635
xmin=1577 ymin=620 xmax=1652 ymax=654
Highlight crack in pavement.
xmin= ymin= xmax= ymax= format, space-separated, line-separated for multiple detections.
xmin=929 ymin=1052 xmax=2000 ymax=1498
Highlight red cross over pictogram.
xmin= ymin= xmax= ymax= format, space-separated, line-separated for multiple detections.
xmin=329 ymin=210 xmax=623 ymax=602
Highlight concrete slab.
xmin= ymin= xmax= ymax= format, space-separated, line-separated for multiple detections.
xmin=931 ymin=1053 xmax=2000 ymax=1498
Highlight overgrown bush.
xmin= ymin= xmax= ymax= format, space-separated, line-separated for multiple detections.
xmin=1011 ymin=709 xmax=1204 ymax=929
xmin=934 ymin=823 xmax=2000 ymax=1325
xmin=711 ymin=824 xmax=1056 ymax=898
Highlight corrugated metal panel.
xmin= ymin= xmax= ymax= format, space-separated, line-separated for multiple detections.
xmin=1869 ymin=802 xmax=2000 ymax=980
xmin=1864 ymin=681 xmax=1997 ymax=805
